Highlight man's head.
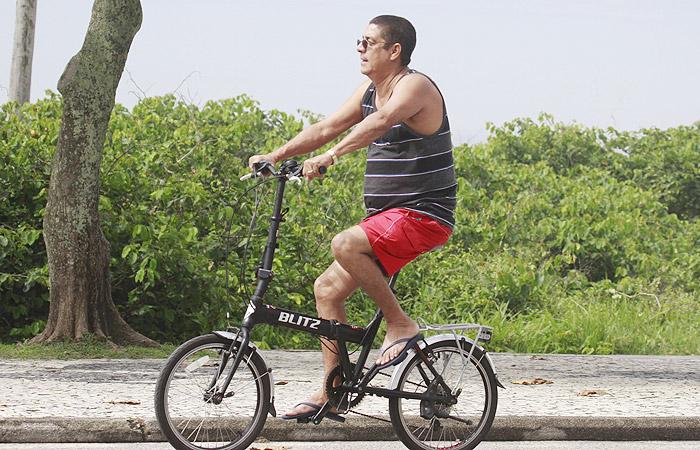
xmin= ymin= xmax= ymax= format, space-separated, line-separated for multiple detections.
xmin=368 ymin=15 xmax=416 ymax=66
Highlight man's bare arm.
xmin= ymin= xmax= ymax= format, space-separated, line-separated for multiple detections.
xmin=248 ymin=81 xmax=370 ymax=170
xmin=324 ymin=75 xmax=432 ymax=159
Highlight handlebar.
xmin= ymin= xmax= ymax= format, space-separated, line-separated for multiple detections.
xmin=239 ymin=160 xmax=276 ymax=181
xmin=240 ymin=160 xmax=326 ymax=184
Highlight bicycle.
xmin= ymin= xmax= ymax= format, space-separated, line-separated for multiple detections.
xmin=154 ymin=159 xmax=503 ymax=450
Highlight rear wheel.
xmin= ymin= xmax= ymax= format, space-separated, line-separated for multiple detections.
xmin=155 ymin=334 xmax=270 ymax=450
xmin=389 ymin=339 xmax=497 ymax=450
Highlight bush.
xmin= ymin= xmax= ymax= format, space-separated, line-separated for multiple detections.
xmin=2 ymin=94 xmax=698 ymax=354
xmin=0 ymin=96 xmax=60 ymax=340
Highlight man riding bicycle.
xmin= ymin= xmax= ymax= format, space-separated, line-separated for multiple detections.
xmin=248 ymin=15 xmax=457 ymax=421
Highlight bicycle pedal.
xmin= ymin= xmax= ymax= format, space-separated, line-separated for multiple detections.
xmin=309 ymin=413 xmax=346 ymax=425
xmin=326 ymin=414 xmax=346 ymax=424
xmin=310 ymin=416 xmax=346 ymax=425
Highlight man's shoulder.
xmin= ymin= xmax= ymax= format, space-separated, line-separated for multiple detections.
xmin=397 ymin=70 xmax=441 ymax=95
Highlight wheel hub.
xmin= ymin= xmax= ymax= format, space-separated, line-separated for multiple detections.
xmin=420 ymin=382 xmax=452 ymax=419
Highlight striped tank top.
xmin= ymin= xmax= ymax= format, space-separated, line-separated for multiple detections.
xmin=361 ymin=70 xmax=457 ymax=229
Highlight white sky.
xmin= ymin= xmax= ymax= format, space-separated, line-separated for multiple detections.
xmin=1 ymin=0 xmax=699 ymax=144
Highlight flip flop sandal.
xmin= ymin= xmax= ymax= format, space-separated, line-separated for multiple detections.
xmin=281 ymin=402 xmax=345 ymax=423
xmin=376 ymin=334 xmax=424 ymax=370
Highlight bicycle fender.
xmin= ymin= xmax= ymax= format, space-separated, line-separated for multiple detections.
xmin=388 ymin=334 xmax=500 ymax=390
xmin=213 ymin=330 xmax=276 ymax=414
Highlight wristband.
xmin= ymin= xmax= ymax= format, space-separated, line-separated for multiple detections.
xmin=325 ymin=149 xmax=339 ymax=165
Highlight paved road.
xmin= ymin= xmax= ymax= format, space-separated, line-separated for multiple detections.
xmin=3 ymin=352 xmax=699 ymax=418
xmin=1 ymin=441 xmax=699 ymax=450
xmin=1 ymin=352 xmax=699 ymax=443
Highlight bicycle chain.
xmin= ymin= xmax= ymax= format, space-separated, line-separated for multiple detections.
xmin=347 ymin=408 xmax=392 ymax=423
xmin=340 ymin=346 xmax=440 ymax=424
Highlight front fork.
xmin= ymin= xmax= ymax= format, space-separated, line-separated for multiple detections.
xmin=204 ymin=327 xmax=277 ymax=416
xmin=207 ymin=327 xmax=252 ymax=394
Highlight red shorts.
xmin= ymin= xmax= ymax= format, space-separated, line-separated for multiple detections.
xmin=358 ymin=209 xmax=452 ymax=277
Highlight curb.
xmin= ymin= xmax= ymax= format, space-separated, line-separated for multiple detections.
xmin=1 ymin=416 xmax=699 ymax=443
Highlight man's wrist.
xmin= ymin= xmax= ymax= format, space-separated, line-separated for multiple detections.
xmin=265 ymin=152 xmax=282 ymax=166
xmin=325 ymin=149 xmax=339 ymax=165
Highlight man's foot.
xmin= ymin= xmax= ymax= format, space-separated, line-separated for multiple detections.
xmin=376 ymin=334 xmax=423 ymax=369
xmin=376 ymin=319 xmax=420 ymax=366
xmin=281 ymin=401 xmax=345 ymax=423
xmin=282 ymin=390 xmax=344 ymax=422
xmin=283 ymin=402 xmax=319 ymax=418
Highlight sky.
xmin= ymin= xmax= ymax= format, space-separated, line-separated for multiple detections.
xmin=1 ymin=0 xmax=699 ymax=145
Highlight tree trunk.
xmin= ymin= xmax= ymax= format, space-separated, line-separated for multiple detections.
xmin=31 ymin=0 xmax=157 ymax=346
xmin=9 ymin=0 xmax=37 ymax=105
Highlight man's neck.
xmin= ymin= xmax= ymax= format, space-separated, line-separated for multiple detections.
xmin=372 ymin=65 xmax=409 ymax=100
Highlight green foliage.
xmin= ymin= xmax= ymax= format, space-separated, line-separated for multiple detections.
xmin=610 ymin=124 xmax=700 ymax=220
xmin=486 ymin=113 xmax=700 ymax=220
xmin=100 ymin=95 xmax=319 ymax=343
xmin=0 ymin=96 xmax=59 ymax=340
xmin=2 ymin=94 xmax=699 ymax=354
xmin=434 ymin=115 xmax=700 ymax=354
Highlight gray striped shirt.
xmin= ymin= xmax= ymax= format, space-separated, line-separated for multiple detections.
xmin=361 ymin=70 xmax=457 ymax=228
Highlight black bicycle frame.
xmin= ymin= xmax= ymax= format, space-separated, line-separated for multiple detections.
xmin=241 ymin=164 xmax=385 ymax=348
xmin=213 ymin=161 xmax=454 ymax=408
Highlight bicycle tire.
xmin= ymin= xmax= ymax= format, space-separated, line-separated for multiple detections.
xmin=388 ymin=339 xmax=498 ymax=450
xmin=155 ymin=334 xmax=271 ymax=450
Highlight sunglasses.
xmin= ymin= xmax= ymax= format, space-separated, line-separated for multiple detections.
xmin=357 ymin=38 xmax=394 ymax=50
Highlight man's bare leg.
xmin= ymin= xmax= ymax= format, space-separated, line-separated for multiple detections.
xmin=283 ymin=260 xmax=358 ymax=417
xmin=331 ymin=226 xmax=419 ymax=367
xmin=284 ymin=226 xmax=418 ymax=417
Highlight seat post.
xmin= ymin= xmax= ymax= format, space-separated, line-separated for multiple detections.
xmin=388 ymin=270 xmax=400 ymax=291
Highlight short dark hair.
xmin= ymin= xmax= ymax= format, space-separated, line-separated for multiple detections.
xmin=369 ymin=15 xmax=416 ymax=66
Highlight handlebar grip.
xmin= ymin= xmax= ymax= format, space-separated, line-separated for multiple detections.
xmin=241 ymin=160 xmax=277 ymax=181
xmin=318 ymin=166 xmax=327 ymax=175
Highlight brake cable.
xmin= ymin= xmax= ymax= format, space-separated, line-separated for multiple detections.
xmin=223 ymin=175 xmax=272 ymax=329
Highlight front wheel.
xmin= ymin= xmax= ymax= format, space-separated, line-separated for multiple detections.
xmin=155 ymin=334 xmax=271 ymax=450
xmin=389 ymin=339 xmax=498 ymax=450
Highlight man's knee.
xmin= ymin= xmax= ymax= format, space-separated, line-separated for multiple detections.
xmin=313 ymin=274 xmax=345 ymax=315
xmin=330 ymin=231 xmax=351 ymax=260
xmin=313 ymin=275 xmax=332 ymax=303
xmin=331 ymin=227 xmax=369 ymax=260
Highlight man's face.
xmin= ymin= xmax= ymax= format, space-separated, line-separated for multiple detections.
xmin=358 ymin=24 xmax=393 ymax=76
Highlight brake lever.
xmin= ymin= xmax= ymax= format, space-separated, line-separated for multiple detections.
xmin=290 ymin=165 xmax=326 ymax=185
xmin=240 ymin=160 xmax=276 ymax=181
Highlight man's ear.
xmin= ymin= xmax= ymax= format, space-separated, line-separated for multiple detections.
xmin=390 ymin=43 xmax=403 ymax=62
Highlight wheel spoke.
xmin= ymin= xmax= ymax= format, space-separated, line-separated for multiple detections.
xmin=388 ymin=340 xmax=497 ymax=450
xmin=155 ymin=335 xmax=270 ymax=450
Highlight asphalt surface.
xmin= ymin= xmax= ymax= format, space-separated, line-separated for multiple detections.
xmin=1 ymin=351 xmax=699 ymax=443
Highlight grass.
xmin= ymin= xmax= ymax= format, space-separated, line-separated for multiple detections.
xmin=0 ymin=335 xmax=177 ymax=359
xmin=474 ymin=291 xmax=700 ymax=355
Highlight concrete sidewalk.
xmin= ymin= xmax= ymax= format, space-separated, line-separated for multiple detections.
xmin=1 ymin=352 xmax=699 ymax=443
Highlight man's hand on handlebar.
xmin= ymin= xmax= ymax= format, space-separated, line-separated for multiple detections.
xmin=302 ymin=153 xmax=331 ymax=182
xmin=245 ymin=153 xmax=328 ymax=183
xmin=248 ymin=154 xmax=278 ymax=173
